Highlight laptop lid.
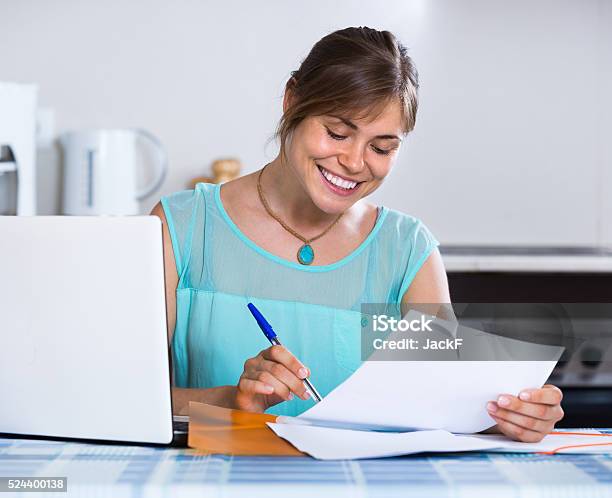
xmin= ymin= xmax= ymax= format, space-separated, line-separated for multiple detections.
xmin=0 ymin=216 xmax=173 ymax=444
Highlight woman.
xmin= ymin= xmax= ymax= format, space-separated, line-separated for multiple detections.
xmin=151 ymin=27 xmax=563 ymax=442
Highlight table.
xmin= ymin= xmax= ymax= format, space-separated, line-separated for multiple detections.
xmin=1 ymin=434 xmax=611 ymax=497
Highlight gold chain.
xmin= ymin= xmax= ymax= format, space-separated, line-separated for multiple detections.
xmin=256 ymin=163 xmax=344 ymax=244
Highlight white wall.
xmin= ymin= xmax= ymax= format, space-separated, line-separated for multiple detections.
xmin=2 ymin=0 xmax=611 ymax=246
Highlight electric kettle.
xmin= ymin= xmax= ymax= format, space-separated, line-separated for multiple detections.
xmin=60 ymin=129 xmax=168 ymax=215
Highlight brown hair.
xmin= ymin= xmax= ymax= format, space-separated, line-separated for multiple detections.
xmin=273 ymin=26 xmax=419 ymax=163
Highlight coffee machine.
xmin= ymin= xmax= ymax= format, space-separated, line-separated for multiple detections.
xmin=0 ymin=82 xmax=37 ymax=215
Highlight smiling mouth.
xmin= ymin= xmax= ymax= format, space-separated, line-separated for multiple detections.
xmin=317 ymin=165 xmax=363 ymax=191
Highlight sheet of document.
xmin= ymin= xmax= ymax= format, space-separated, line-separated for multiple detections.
xmin=289 ymin=360 xmax=557 ymax=434
xmin=267 ymin=425 xmax=612 ymax=459
xmin=268 ymin=310 xmax=565 ymax=459
xmin=281 ymin=310 xmax=563 ymax=434
xmin=267 ymin=423 xmax=502 ymax=460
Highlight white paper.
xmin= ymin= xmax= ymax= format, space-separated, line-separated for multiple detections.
xmin=267 ymin=423 xmax=502 ymax=460
xmin=268 ymin=425 xmax=612 ymax=459
xmin=269 ymin=310 xmax=565 ymax=459
xmin=289 ymin=360 xmax=557 ymax=434
xmin=287 ymin=310 xmax=562 ymax=434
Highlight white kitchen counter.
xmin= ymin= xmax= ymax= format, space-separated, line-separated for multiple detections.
xmin=440 ymin=247 xmax=612 ymax=272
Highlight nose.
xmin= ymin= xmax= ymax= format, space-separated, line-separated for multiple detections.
xmin=338 ymin=143 xmax=366 ymax=175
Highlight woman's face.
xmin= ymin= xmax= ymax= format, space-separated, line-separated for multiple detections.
xmin=284 ymin=98 xmax=405 ymax=214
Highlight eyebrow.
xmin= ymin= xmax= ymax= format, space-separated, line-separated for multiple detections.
xmin=330 ymin=116 xmax=402 ymax=141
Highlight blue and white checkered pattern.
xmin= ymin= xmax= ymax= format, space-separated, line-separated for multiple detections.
xmin=0 ymin=435 xmax=611 ymax=497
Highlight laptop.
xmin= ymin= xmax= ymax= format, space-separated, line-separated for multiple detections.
xmin=0 ymin=216 xmax=187 ymax=446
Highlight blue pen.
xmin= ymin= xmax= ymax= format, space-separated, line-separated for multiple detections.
xmin=247 ymin=302 xmax=322 ymax=403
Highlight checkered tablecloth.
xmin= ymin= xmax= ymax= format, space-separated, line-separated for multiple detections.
xmin=1 ymin=433 xmax=611 ymax=497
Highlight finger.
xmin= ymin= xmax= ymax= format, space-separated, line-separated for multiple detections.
xmin=487 ymin=402 xmax=555 ymax=434
xmin=517 ymin=385 xmax=563 ymax=405
xmin=259 ymin=359 xmax=309 ymax=400
xmin=237 ymin=377 xmax=274 ymax=396
xmin=494 ymin=394 xmax=562 ymax=421
xmin=489 ymin=414 xmax=545 ymax=443
xmin=242 ymin=357 xmax=260 ymax=378
xmin=257 ymin=371 xmax=293 ymax=401
xmin=262 ymin=345 xmax=310 ymax=380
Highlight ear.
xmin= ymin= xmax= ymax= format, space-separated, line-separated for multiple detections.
xmin=283 ymin=77 xmax=298 ymax=114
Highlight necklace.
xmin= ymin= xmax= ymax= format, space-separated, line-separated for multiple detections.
xmin=256 ymin=163 xmax=344 ymax=265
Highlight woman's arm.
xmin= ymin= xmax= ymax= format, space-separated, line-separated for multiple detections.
xmin=151 ymin=202 xmax=178 ymax=344
xmin=150 ymin=202 xmax=179 ymax=347
xmin=400 ymin=248 xmax=451 ymax=316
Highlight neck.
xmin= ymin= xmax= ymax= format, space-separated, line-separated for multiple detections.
xmin=258 ymin=156 xmax=341 ymax=231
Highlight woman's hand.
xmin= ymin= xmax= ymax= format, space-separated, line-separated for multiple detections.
xmin=234 ymin=345 xmax=311 ymax=413
xmin=486 ymin=384 xmax=564 ymax=442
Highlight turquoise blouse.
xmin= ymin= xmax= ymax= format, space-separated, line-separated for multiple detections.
xmin=161 ymin=182 xmax=439 ymax=416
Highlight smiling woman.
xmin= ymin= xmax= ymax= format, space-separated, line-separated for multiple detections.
xmin=150 ymin=26 xmax=564 ymax=443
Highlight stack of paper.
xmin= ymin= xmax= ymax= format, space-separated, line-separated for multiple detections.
xmin=265 ymin=310 xmax=570 ymax=459
xmin=268 ymin=423 xmax=612 ymax=460
xmin=268 ymin=424 xmax=501 ymax=460
xmin=267 ymin=359 xmax=563 ymax=459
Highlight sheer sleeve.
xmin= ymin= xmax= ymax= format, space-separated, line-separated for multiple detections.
xmin=160 ymin=188 xmax=204 ymax=283
xmin=397 ymin=220 xmax=440 ymax=302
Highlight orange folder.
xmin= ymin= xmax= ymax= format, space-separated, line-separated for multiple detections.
xmin=187 ymin=401 xmax=305 ymax=456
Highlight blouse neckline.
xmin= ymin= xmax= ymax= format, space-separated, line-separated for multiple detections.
xmin=213 ymin=182 xmax=388 ymax=273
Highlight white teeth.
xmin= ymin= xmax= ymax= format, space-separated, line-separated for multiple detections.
xmin=320 ymin=167 xmax=357 ymax=189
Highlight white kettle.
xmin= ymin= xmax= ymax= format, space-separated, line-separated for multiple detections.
xmin=60 ymin=129 xmax=168 ymax=215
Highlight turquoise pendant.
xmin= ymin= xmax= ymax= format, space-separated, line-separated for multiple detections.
xmin=297 ymin=244 xmax=314 ymax=265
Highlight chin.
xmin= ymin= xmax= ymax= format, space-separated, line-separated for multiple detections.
xmin=314 ymin=189 xmax=362 ymax=215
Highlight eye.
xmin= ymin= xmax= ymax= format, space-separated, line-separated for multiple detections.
xmin=371 ymin=145 xmax=393 ymax=156
xmin=325 ymin=128 xmax=346 ymax=140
